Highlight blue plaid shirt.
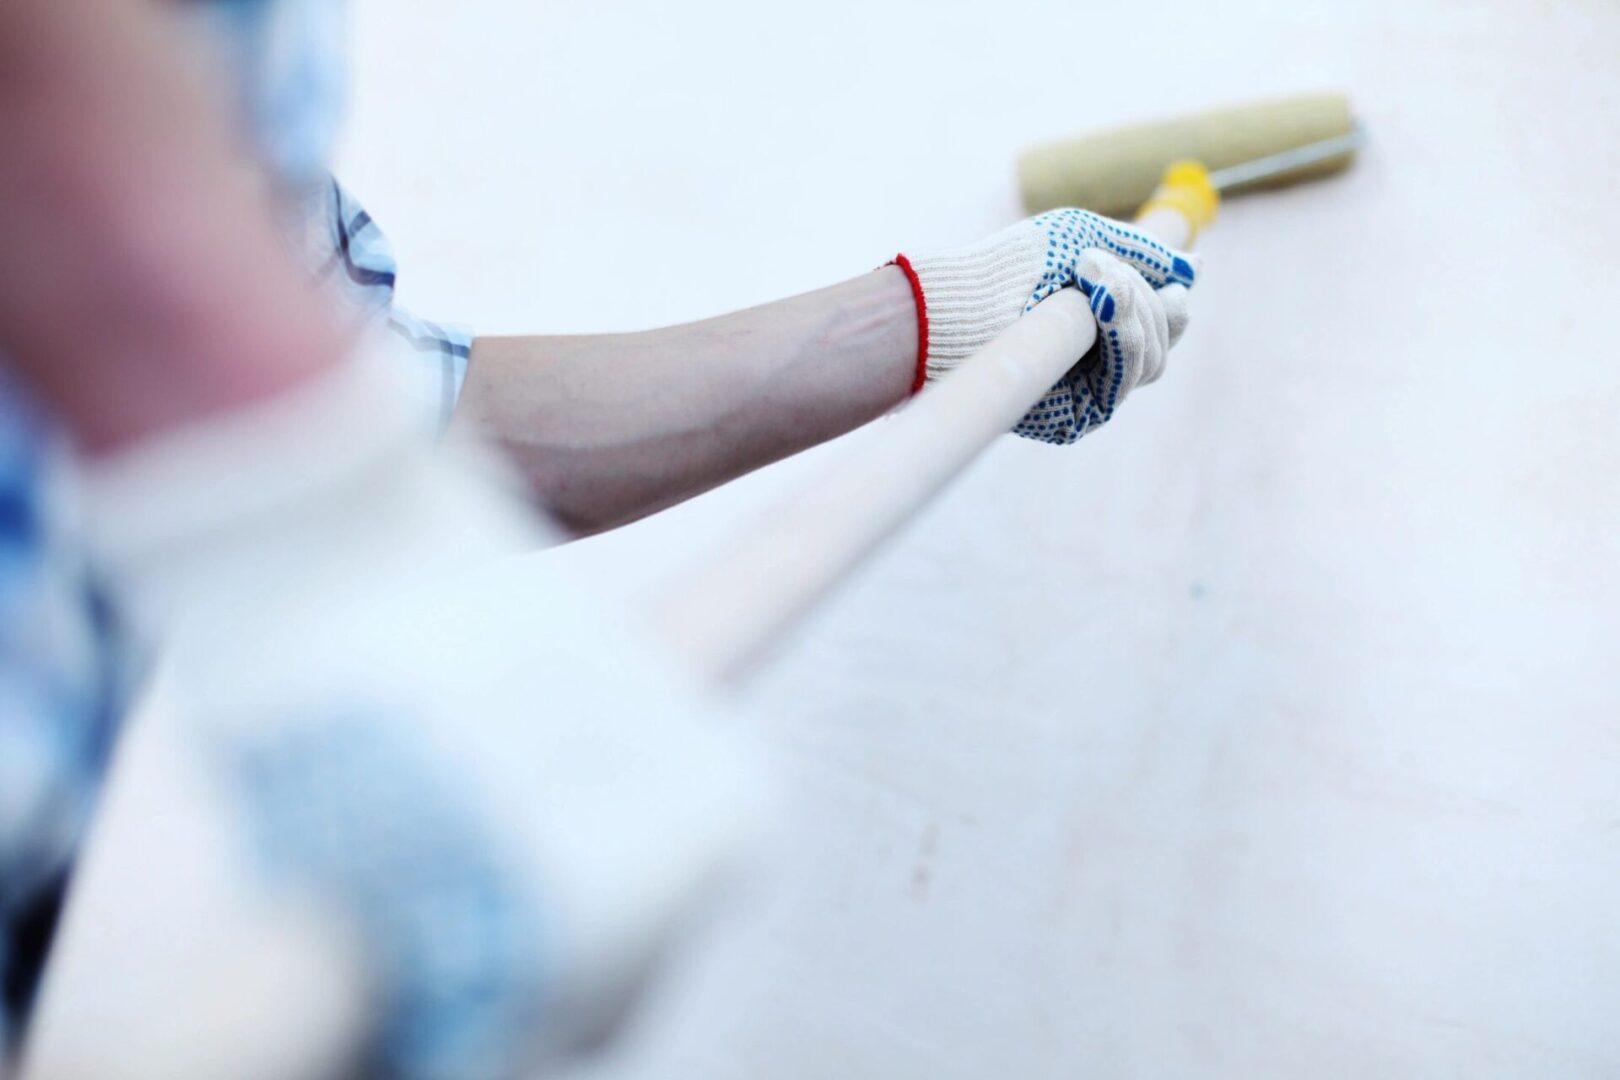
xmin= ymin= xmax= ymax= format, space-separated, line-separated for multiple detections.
xmin=0 ymin=0 xmax=471 ymax=1047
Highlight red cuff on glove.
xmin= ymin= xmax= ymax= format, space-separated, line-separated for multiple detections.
xmin=890 ymin=255 xmax=929 ymax=396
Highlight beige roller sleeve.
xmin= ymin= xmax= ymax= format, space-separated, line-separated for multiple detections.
xmin=1017 ymin=91 xmax=1355 ymax=216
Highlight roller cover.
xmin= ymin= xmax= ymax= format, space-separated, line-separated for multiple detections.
xmin=1017 ymin=91 xmax=1355 ymax=217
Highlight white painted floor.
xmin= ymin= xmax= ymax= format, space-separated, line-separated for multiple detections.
xmin=346 ymin=2 xmax=1615 ymax=1075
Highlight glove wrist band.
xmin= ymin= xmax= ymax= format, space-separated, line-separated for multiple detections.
xmin=894 ymin=224 xmax=1045 ymax=387
xmin=889 ymin=254 xmax=930 ymax=396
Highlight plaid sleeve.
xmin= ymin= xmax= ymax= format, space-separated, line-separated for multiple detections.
xmin=310 ymin=179 xmax=473 ymax=433
xmin=385 ymin=311 xmax=474 ymax=435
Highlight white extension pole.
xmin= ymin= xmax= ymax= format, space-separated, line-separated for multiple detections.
xmin=658 ymin=207 xmax=1192 ymax=684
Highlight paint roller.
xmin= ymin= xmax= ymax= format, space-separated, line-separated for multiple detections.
xmin=657 ymin=92 xmax=1366 ymax=683
xmin=1018 ymin=90 xmax=1362 ymax=219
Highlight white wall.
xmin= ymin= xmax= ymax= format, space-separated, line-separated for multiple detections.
xmin=342 ymin=3 xmax=1620 ymax=1076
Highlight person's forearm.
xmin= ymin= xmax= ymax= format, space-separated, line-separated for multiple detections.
xmin=453 ymin=267 xmax=918 ymax=534
xmin=0 ymin=0 xmax=348 ymax=453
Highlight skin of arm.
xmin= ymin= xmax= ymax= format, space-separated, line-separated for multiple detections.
xmin=453 ymin=267 xmax=918 ymax=535
xmin=0 ymin=0 xmax=917 ymax=527
xmin=0 ymin=0 xmax=348 ymax=454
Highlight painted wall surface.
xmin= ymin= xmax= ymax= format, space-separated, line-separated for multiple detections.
xmin=340 ymin=3 xmax=1620 ymax=1075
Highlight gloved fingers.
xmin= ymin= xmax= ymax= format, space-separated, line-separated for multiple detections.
xmin=1074 ymin=250 xmax=1159 ymax=409
xmin=1088 ymin=213 xmax=1200 ymax=290
xmin=1160 ymin=283 xmax=1192 ymax=350
xmin=1130 ymin=275 xmax=1171 ymax=390
xmin=1139 ymin=281 xmax=1173 ymax=386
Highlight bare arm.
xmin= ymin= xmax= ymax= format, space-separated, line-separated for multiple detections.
xmin=452 ymin=267 xmax=918 ymax=534
xmin=0 ymin=0 xmax=347 ymax=454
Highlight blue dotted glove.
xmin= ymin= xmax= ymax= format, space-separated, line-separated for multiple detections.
xmin=897 ymin=209 xmax=1197 ymax=444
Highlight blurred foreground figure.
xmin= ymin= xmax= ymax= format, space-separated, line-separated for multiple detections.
xmin=0 ymin=2 xmax=758 ymax=1076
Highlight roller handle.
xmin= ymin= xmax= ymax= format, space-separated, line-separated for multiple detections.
xmin=655 ymin=184 xmax=1202 ymax=685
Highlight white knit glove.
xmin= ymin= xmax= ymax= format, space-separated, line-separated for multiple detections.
xmin=895 ymin=209 xmax=1197 ymax=444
